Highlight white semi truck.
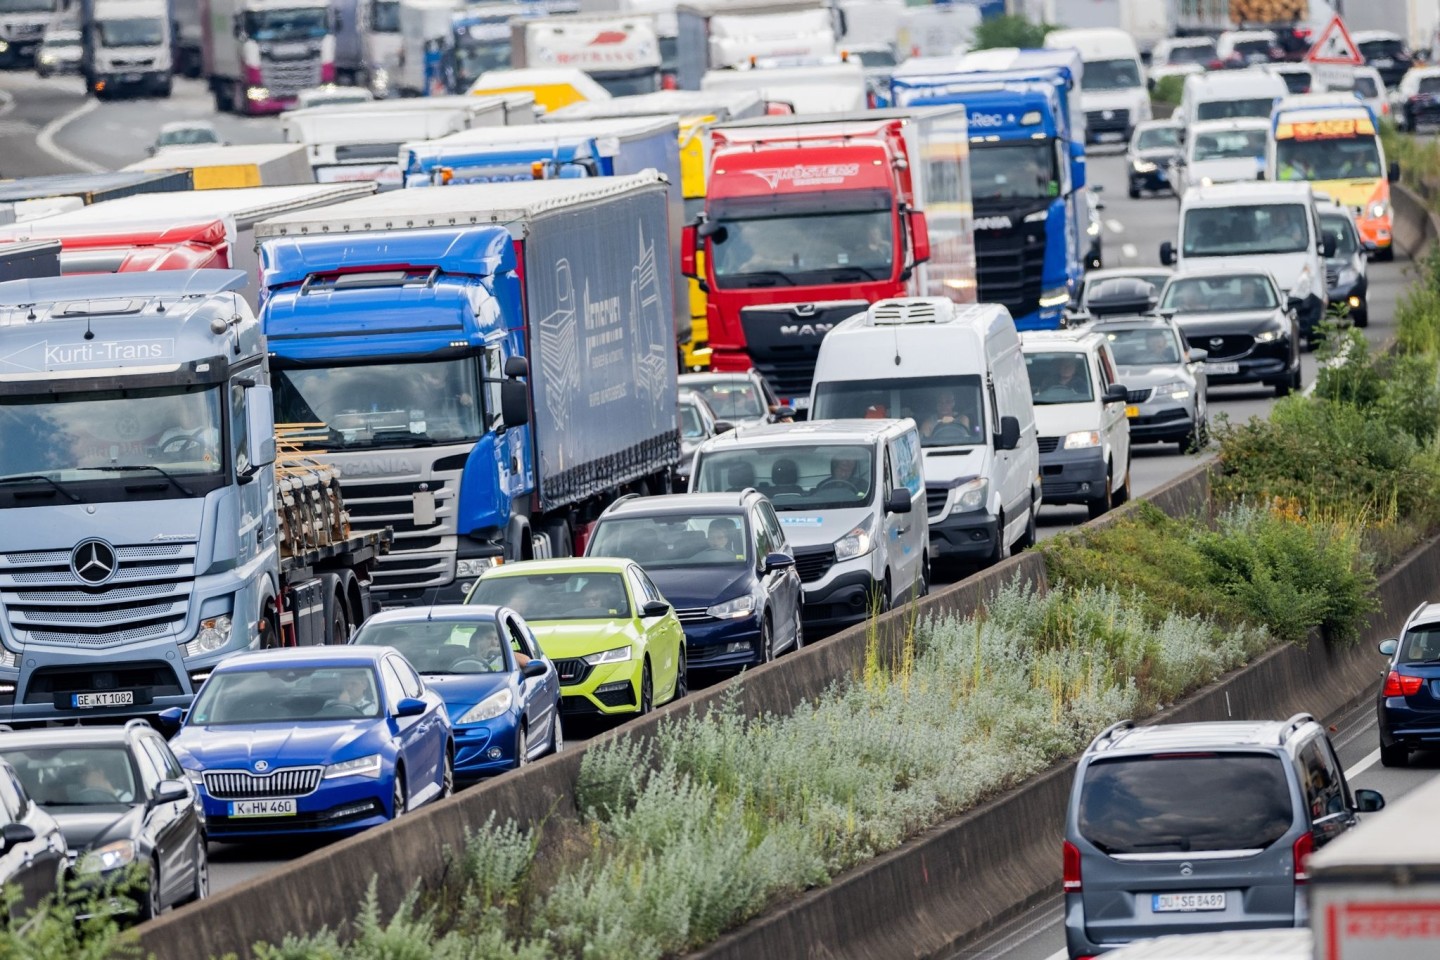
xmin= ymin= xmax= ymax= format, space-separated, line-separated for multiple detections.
xmin=201 ymin=0 xmax=337 ymax=115
xmin=510 ymin=13 xmax=662 ymax=97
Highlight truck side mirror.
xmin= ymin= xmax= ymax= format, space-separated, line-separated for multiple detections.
xmin=996 ymin=415 xmax=1021 ymax=451
xmin=1069 ymin=140 xmax=1087 ymax=190
xmin=245 ymin=385 xmax=277 ymax=475
xmin=909 ymin=210 xmax=930 ymax=265
xmin=500 ymin=379 xmax=529 ymax=429
xmin=503 ymin=355 xmax=528 ymax=379
xmin=1159 ymin=241 xmax=1176 ymax=266
xmin=680 ymin=223 xmax=698 ymax=278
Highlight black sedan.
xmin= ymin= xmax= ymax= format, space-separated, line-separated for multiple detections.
xmin=1318 ymin=201 xmax=1369 ymax=329
xmin=1158 ymin=270 xmax=1302 ymax=398
xmin=0 ymin=722 xmax=207 ymax=920
xmin=0 ymin=757 xmax=65 ymax=921
xmin=1126 ymin=120 xmax=1182 ymax=198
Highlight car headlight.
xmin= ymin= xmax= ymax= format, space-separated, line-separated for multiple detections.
xmin=1254 ymin=324 xmax=1287 ymax=343
xmin=833 ymin=518 xmax=875 ymax=562
xmin=953 ymin=477 xmax=988 ymax=513
xmin=39 ymin=53 xmax=54 ymax=63
xmin=183 ymin=615 xmax=231 ymax=658
xmin=1132 ymin=159 xmax=1157 ymax=173
xmin=583 ymin=646 xmax=633 ymax=666
xmin=706 ymin=595 xmax=755 ymax=619
xmin=0 ymin=41 xmax=9 ymax=53
xmin=457 ymin=688 xmax=513 ymax=724
xmin=1151 ymin=380 xmax=1190 ymax=400
xmin=1370 ymin=201 xmax=1388 ymax=219
xmin=1063 ymin=431 xmax=1101 ymax=449
xmin=323 ymin=754 xmax=383 ymax=780
xmin=1337 ymin=267 xmax=1360 ymax=287
xmin=456 ymin=557 xmax=500 ymax=578
xmin=184 ymin=768 xmax=204 ymax=786
xmin=78 ymin=840 xmax=135 ymax=874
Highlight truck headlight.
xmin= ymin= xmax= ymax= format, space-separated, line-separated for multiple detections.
xmin=184 ymin=616 xmax=231 ymax=657
xmin=78 ymin=840 xmax=135 ymax=874
xmin=0 ymin=41 xmax=10 ymax=53
xmin=953 ymin=477 xmax=988 ymax=512
xmin=456 ymin=557 xmax=500 ymax=578
xmin=1291 ymin=267 xmax=1313 ymax=300
xmin=1039 ymin=287 xmax=1071 ymax=309
xmin=457 ymin=689 xmax=512 ymax=724
xmin=1063 ymin=431 xmax=1101 ymax=449
xmin=583 ymin=646 xmax=632 ymax=666
xmin=323 ymin=754 xmax=383 ymax=779
xmin=833 ymin=518 xmax=875 ymax=561
xmin=246 ymin=86 xmax=269 ymax=101
xmin=39 ymin=53 xmax=54 ymax=64
xmin=706 ymin=595 xmax=755 ymax=620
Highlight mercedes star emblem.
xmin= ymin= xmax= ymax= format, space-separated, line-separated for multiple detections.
xmin=70 ymin=539 xmax=117 ymax=586
xmin=254 ymin=760 xmax=269 ymax=773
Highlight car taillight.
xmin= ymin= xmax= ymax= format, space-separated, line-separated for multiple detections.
xmin=1063 ymin=840 xmax=1082 ymax=893
xmin=1384 ymin=670 xmax=1424 ymax=696
xmin=1293 ymin=830 xmax=1314 ymax=884
xmin=1207 ymin=59 xmax=1224 ymax=70
xmin=661 ymin=73 xmax=678 ymax=91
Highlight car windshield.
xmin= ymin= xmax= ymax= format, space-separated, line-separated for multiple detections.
xmin=589 ymin=514 xmax=749 ymax=567
xmin=1196 ymin=97 xmax=1276 ymax=120
xmin=1191 ymin=128 xmax=1266 ymax=161
xmin=1083 ymin=58 xmax=1142 ymax=90
xmin=469 ymin=572 xmax=631 ymax=620
xmin=1276 ymin=135 xmax=1382 ymax=180
xmin=159 ymin=126 xmax=218 ymax=146
xmin=1104 ymin=328 xmax=1183 ymax=365
xmin=1135 ymin=126 xmax=1179 ymax=150
xmin=680 ymin=378 xmax=766 ymax=419
xmin=1079 ymin=754 xmax=1293 ymax=854
xmin=1162 ymin=275 xmax=1278 ymax=313
xmin=190 ymin=666 xmax=382 ymax=724
xmin=96 ymin=17 xmax=163 ymax=46
xmin=273 ymin=358 xmax=484 ymax=449
xmin=1231 ymin=39 xmax=1272 ymax=57
xmin=0 ymin=384 xmax=224 ymax=483
xmin=369 ymin=0 xmax=399 ymax=32
xmin=1167 ymin=42 xmax=1214 ymax=65
xmin=971 ymin=140 xmax=1059 ymax=203
xmin=1182 ymin=203 xmax=1310 ymax=256
xmin=1360 ymin=38 xmax=1406 ymax=59
xmin=812 ymin=374 xmax=985 ymax=448
xmin=354 ymin=620 xmax=507 ymax=674
xmin=3 ymin=746 xmax=139 ymax=807
xmin=694 ymin=443 xmax=874 ymax=510
xmin=1025 ymin=351 xmax=1093 ymax=404
xmin=242 ymin=7 xmax=329 ymax=41
xmin=1320 ymin=213 xmax=1360 ymax=257
xmin=708 ymin=203 xmax=895 ymax=290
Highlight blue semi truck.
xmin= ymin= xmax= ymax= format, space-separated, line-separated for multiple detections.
xmin=891 ymin=50 xmax=1087 ymax=329
xmin=253 ymin=173 xmax=679 ymax=607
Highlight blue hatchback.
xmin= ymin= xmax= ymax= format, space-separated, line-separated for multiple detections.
xmin=167 ymin=647 xmax=453 ymax=841
xmin=1377 ymin=602 xmax=1440 ymax=767
xmin=350 ymin=605 xmax=562 ymax=779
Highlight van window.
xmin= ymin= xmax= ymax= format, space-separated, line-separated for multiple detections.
xmin=889 ymin=430 xmax=923 ymax=499
xmin=1024 ymin=352 xmax=1093 ymax=404
xmin=1083 ymin=59 xmax=1142 ymax=91
xmin=812 ymin=374 xmax=985 ymax=448
xmin=1298 ymin=738 xmax=1346 ymax=825
xmin=694 ymin=444 xmax=874 ymax=510
xmin=1196 ymin=98 xmax=1276 ymax=120
xmin=1190 ymin=128 xmax=1266 ymax=161
xmin=1079 ymin=754 xmax=1293 ymax=853
xmin=1182 ymin=203 xmax=1310 ymax=256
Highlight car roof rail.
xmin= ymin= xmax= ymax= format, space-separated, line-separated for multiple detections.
xmin=1406 ymin=601 xmax=1431 ymax=627
xmin=1088 ymin=719 xmax=1135 ymax=751
xmin=125 ymin=718 xmax=154 ymax=732
xmin=1278 ymin=712 xmax=1316 ymax=744
xmin=601 ymin=492 xmax=643 ymax=515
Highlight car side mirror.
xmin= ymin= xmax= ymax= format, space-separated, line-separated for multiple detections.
xmin=500 ymin=379 xmax=529 ymax=429
xmin=884 ymin=487 xmax=912 ymax=514
xmin=152 ymin=780 xmax=189 ymax=806
xmin=1379 ymin=637 xmax=1399 ymax=656
xmin=1322 ymin=235 xmax=1337 ymax=258
xmin=641 ymin=599 xmax=671 ymax=618
xmin=712 ymin=419 xmax=735 ymax=434
xmin=1159 ymin=241 xmax=1176 ymax=266
xmin=762 ymin=551 xmax=795 ymax=572
xmin=1103 ymin=383 xmax=1129 ymax=404
xmin=996 ymin=415 xmax=1021 ymax=451
xmin=1188 ymin=347 xmax=1208 ymax=363
xmin=0 ymin=823 xmax=35 ymax=850
xmin=1287 ymin=295 xmax=1303 ymax=313
xmin=157 ymin=706 xmax=187 ymax=731
xmin=395 ymin=697 xmax=427 ymax=718
xmin=521 ymin=659 xmax=547 ymax=679
xmin=1389 ymin=161 xmax=1401 ymax=183
xmin=1355 ymin=788 xmax=1385 ymax=813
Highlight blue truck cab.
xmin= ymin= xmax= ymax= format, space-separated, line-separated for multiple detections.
xmin=893 ymin=63 xmax=1085 ymax=330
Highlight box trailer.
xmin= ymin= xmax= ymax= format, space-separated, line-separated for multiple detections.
xmin=124 ymin=143 xmax=316 ymax=189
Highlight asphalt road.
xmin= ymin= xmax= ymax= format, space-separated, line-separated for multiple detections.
xmin=0 ymin=73 xmax=1426 ymax=907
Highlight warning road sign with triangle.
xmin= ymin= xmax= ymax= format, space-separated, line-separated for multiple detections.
xmin=1306 ymin=15 xmax=1365 ymax=66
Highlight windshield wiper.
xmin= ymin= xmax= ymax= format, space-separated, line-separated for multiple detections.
xmin=75 ymin=465 xmax=196 ymax=497
xmin=0 ymin=475 xmax=81 ymax=503
xmin=729 ymin=270 xmax=796 ymax=287
xmin=826 ymin=266 xmax=884 ymax=281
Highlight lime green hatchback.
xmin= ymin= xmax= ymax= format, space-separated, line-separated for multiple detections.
xmin=465 ymin=558 xmax=687 ymax=717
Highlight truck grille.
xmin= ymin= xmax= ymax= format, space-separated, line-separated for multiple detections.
xmin=974 ymin=220 xmax=1046 ymax=324
xmin=327 ymin=455 xmax=464 ymax=593
xmin=926 ymin=487 xmax=950 ymax=518
xmin=737 ymin=301 xmax=868 ymax=402
xmin=792 ymin=545 xmax=835 ymax=584
xmin=260 ymin=59 xmax=322 ymax=95
xmin=0 ymin=542 xmax=195 ymax=648
xmin=204 ymin=767 xmax=323 ymax=799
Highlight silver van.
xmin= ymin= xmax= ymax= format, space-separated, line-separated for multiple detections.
xmin=689 ymin=418 xmax=928 ymax=629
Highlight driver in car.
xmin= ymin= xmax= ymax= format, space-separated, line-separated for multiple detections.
xmin=921 ymin=389 xmax=980 ymax=440
xmin=824 ymin=454 xmax=867 ymax=494
xmin=326 ymin=673 xmax=375 ymax=713
xmin=75 ymin=765 xmax=122 ymax=803
xmin=1046 ymin=357 xmax=1088 ymax=397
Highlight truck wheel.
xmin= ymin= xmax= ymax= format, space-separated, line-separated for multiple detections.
xmin=327 ymin=597 xmax=347 ymax=645
xmin=504 ymin=517 xmax=532 ymax=562
xmin=544 ymin=520 xmax=573 ymax=558
xmin=212 ymin=82 xmax=229 ymax=112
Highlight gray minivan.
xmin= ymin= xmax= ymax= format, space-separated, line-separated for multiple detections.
xmin=1064 ymin=716 xmax=1384 ymax=958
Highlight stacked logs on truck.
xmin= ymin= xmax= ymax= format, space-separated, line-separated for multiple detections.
xmin=274 ymin=425 xmax=353 ymax=560
xmin=1229 ymin=0 xmax=1306 ymax=24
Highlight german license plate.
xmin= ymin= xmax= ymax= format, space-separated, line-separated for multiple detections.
xmin=229 ymin=799 xmax=297 ymax=818
xmin=1125 ymin=405 xmax=1139 ymax=418
xmin=72 ymin=691 xmax=134 ymax=709
xmin=1152 ymin=892 xmax=1226 ymax=913
xmin=790 ymin=397 xmax=810 ymax=411
xmin=1206 ymin=361 xmax=1240 ymax=375
xmin=122 ymin=72 xmax=142 ymax=82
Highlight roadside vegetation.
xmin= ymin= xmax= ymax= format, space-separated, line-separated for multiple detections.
xmin=970 ymin=14 xmax=1055 ymax=51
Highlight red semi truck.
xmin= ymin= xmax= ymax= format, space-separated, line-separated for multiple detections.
xmin=0 ymin=219 xmax=230 ymax=274
xmin=680 ymin=106 xmax=974 ymax=409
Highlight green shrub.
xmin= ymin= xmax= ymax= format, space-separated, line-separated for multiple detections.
xmin=1151 ymin=74 xmax=1185 ymax=105
xmin=971 ymin=14 xmax=1055 ymax=50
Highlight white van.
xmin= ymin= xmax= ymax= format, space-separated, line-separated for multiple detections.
xmin=1020 ymin=328 xmax=1132 ymax=518
xmin=808 ymin=298 xmax=1041 ymax=568
xmin=1161 ymin=181 xmax=1331 ymax=337
xmin=1045 ymin=27 xmax=1151 ymax=143
xmin=1177 ymin=70 xmax=1287 ymax=135
xmin=690 ymin=418 xmax=929 ymax=627
xmin=812 ymin=300 xmax=1036 ymax=567
xmin=1176 ymin=117 xmax=1269 ymax=191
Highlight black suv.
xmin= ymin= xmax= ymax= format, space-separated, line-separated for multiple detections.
xmin=585 ymin=490 xmax=803 ymax=670
xmin=0 ymin=720 xmax=207 ymax=919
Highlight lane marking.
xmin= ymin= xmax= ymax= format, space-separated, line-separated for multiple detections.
xmin=1346 ymin=747 xmax=1382 ymax=779
xmin=0 ymin=87 xmax=13 ymax=119
xmin=1106 ymin=218 xmax=1125 ymax=234
xmin=1044 ymin=949 xmax=1067 ymax=960
xmin=35 ymin=98 xmax=104 ymax=173
xmin=1121 ymin=243 xmax=1138 ymax=260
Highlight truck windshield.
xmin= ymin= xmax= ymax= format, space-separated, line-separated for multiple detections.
xmin=708 ymin=204 xmax=894 ymax=289
xmin=1082 ymin=58 xmax=1142 ymax=90
xmin=594 ymin=69 xmax=661 ymax=97
xmin=243 ymin=8 xmax=329 ymax=42
xmin=368 ymin=0 xmax=399 ymax=32
xmin=272 ymin=358 xmax=483 ymax=449
xmin=970 ymin=141 xmax=1058 ymax=203
xmin=0 ymin=385 xmax=224 ymax=483
xmin=694 ymin=444 xmax=874 ymax=510
xmin=1275 ymin=135 xmax=1382 ymax=181
xmin=1182 ymin=203 xmax=1309 ymax=257
xmin=97 ymin=17 xmax=164 ymax=46
xmin=0 ymin=0 xmax=55 ymax=11
xmin=812 ymin=375 xmax=985 ymax=448
xmin=452 ymin=38 xmax=510 ymax=87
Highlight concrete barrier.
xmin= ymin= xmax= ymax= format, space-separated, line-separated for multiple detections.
xmin=1391 ymin=182 xmax=1440 ymax=263
xmin=129 ymin=461 xmax=1233 ymax=960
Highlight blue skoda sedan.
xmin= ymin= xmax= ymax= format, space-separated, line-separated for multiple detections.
xmin=167 ymin=647 xmax=453 ymax=841
xmin=349 ymin=605 xmax=562 ymax=779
